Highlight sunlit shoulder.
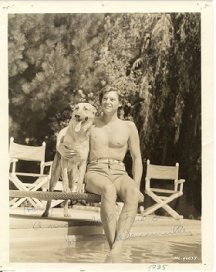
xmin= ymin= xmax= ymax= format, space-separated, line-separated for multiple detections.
xmin=126 ymin=120 xmax=138 ymax=130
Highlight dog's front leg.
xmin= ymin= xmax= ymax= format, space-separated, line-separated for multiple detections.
xmin=71 ymin=166 xmax=79 ymax=193
xmin=42 ymin=152 xmax=61 ymax=217
xmin=61 ymin=160 xmax=70 ymax=193
xmin=61 ymin=160 xmax=70 ymax=217
xmin=77 ymin=162 xmax=87 ymax=193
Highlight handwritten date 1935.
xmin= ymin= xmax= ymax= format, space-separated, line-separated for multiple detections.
xmin=148 ymin=264 xmax=168 ymax=271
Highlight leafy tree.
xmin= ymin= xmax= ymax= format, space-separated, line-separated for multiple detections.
xmin=9 ymin=13 xmax=201 ymax=218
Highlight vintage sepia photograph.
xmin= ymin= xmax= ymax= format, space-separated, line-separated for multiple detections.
xmin=0 ymin=1 xmax=214 ymax=271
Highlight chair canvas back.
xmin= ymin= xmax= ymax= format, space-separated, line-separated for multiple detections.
xmin=146 ymin=163 xmax=179 ymax=180
xmin=9 ymin=141 xmax=45 ymax=162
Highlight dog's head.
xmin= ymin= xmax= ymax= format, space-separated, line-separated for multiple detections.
xmin=70 ymin=103 xmax=97 ymax=133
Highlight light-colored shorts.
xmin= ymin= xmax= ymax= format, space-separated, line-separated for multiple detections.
xmin=85 ymin=158 xmax=133 ymax=184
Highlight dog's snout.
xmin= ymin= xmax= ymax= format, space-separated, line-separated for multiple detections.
xmin=85 ymin=117 xmax=88 ymax=121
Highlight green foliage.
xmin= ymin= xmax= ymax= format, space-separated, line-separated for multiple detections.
xmin=9 ymin=13 xmax=201 ymax=218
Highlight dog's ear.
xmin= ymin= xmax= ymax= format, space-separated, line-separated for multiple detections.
xmin=70 ymin=103 xmax=80 ymax=113
xmin=70 ymin=104 xmax=75 ymax=111
xmin=91 ymin=106 xmax=97 ymax=115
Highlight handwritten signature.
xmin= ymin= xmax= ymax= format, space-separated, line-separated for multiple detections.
xmin=91 ymin=213 xmax=172 ymax=224
xmin=115 ymin=224 xmax=192 ymax=241
xmin=23 ymin=206 xmax=53 ymax=215
xmin=33 ymin=221 xmax=68 ymax=229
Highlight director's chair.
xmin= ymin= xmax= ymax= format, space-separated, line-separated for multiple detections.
xmin=9 ymin=137 xmax=52 ymax=209
xmin=142 ymin=160 xmax=185 ymax=220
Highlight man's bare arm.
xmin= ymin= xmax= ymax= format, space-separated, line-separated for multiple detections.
xmin=128 ymin=121 xmax=143 ymax=188
xmin=56 ymin=127 xmax=77 ymax=159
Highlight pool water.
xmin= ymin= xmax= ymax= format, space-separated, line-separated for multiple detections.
xmin=10 ymin=233 xmax=201 ymax=263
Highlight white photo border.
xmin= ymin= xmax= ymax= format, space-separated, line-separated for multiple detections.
xmin=0 ymin=1 xmax=214 ymax=271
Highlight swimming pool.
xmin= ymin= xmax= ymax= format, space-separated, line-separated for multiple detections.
xmin=10 ymin=232 xmax=201 ymax=263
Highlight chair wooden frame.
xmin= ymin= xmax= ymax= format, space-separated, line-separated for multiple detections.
xmin=9 ymin=137 xmax=53 ymax=209
xmin=142 ymin=160 xmax=185 ymax=220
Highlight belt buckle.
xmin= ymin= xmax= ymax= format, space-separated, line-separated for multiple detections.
xmin=108 ymin=159 xmax=111 ymax=169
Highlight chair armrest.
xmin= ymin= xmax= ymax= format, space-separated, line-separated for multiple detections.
xmin=40 ymin=161 xmax=53 ymax=175
xmin=9 ymin=158 xmax=18 ymax=173
xmin=14 ymin=172 xmax=49 ymax=177
xmin=9 ymin=158 xmax=18 ymax=164
xmin=174 ymin=179 xmax=185 ymax=194
xmin=176 ymin=179 xmax=185 ymax=184
xmin=41 ymin=161 xmax=53 ymax=167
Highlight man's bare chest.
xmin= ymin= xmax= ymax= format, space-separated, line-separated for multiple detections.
xmin=90 ymin=123 xmax=129 ymax=148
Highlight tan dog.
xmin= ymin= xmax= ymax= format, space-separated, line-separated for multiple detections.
xmin=42 ymin=103 xmax=96 ymax=217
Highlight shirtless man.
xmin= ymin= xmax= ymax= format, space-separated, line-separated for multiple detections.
xmin=58 ymin=87 xmax=143 ymax=261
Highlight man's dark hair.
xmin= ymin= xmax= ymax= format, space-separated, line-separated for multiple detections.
xmin=99 ymin=86 xmax=121 ymax=104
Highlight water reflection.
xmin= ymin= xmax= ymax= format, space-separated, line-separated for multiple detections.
xmin=10 ymin=233 xmax=201 ymax=263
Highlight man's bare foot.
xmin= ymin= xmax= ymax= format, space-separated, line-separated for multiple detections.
xmin=110 ymin=240 xmax=123 ymax=255
xmin=104 ymin=253 xmax=113 ymax=263
xmin=104 ymin=252 xmax=122 ymax=263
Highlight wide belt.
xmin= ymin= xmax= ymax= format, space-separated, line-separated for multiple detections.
xmin=89 ymin=158 xmax=125 ymax=166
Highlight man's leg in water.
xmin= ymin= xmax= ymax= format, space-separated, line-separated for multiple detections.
xmin=85 ymin=172 xmax=117 ymax=249
xmin=111 ymin=176 xmax=140 ymax=255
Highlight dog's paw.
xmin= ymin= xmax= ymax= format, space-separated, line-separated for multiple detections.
xmin=63 ymin=188 xmax=71 ymax=193
xmin=71 ymin=183 xmax=78 ymax=193
xmin=76 ymin=184 xmax=84 ymax=193
xmin=42 ymin=211 xmax=49 ymax=217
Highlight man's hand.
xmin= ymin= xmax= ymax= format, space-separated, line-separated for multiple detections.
xmin=57 ymin=143 xmax=77 ymax=159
